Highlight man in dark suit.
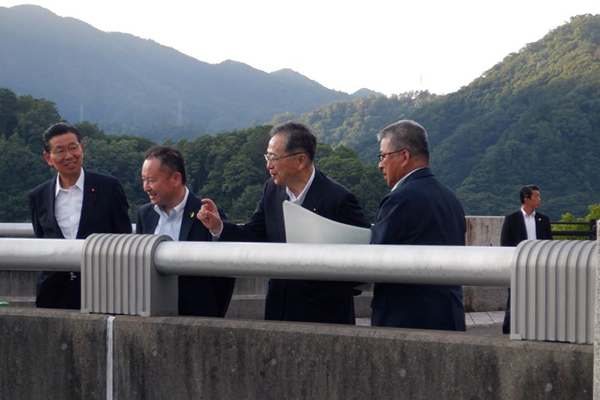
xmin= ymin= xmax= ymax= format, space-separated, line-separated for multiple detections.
xmin=29 ymin=122 xmax=132 ymax=309
xmin=501 ymin=184 xmax=552 ymax=333
xmin=370 ymin=120 xmax=467 ymax=331
xmin=198 ymin=121 xmax=371 ymax=324
xmin=136 ymin=145 xmax=235 ymax=317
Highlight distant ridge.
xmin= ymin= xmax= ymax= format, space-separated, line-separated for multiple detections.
xmin=298 ymin=14 xmax=600 ymax=218
xmin=0 ymin=5 xmax=374 ymax=136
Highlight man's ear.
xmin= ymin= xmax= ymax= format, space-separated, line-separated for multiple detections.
xmin=297 ymin=153 xmax=308 ymax=170
xmin=42 ymin=151 xmax=53 ymax=167
xmin=172 ymin=171 xmax=183 ymax=185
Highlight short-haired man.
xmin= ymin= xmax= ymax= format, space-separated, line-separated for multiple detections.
xmin=370 ymin=120 xmax=467 ymax=331
xmin=500 ymin=185 xmax=552 ymax=333
xmin=30 ymin=122 xmax=132 ymax=309
xmin=198 ymin=121 xmax=371 ymax=324
xmin=136 ymin=145 xmax=235 ymax=317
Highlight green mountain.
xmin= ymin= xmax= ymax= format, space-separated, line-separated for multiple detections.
xmin=299 ymin=15 xmax=600 ymax=219
xmin=0 ymin=5 xmax=370 ymax=139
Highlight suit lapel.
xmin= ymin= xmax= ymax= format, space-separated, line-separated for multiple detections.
xmin=46 ymin=178 xmax=64 ymax=238
xmin=517 ymin=212 xmax=528 ymax=241
xmin=301 ymin=169 xmax=323 ymax=216
xmin=179 ymin=192 xmax=200 ymax=241
xmin=77 ymin=172 xmax=95 ymax=239
xmin=275 ymin=185 xmax=289 ymax=241
xmin=143 ymin=207 xmax=160 ymax=234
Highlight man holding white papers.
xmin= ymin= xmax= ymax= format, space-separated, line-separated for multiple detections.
xmin=199 ymin=122 xmax=370 ymax=324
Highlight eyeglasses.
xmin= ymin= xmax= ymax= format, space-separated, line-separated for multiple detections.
xmin=264 ymin=152 xmax=303 ymax=163
xmin=378 ymin=148 xmax=406 ymax=162
xmin=50 ymin=143 xmax=82 ymax=158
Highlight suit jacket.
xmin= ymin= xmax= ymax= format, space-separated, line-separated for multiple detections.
xmin=500 ymin=209 xmax=553 ymax=333
xmin=136 ymin=191 xmax=235 ymax=317
xmin=370 ymin=168 xmax=467 ymax=331
xmin=500 ymin=210 xmax=553 ymax=246
xmin=29 ymin=170 xmax=132 ymax=309
xmin=221 ymin=169 xmax=371 ymax=324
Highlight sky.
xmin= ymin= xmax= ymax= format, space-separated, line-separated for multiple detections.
xmin=1 ymin=1 xmax=599 ymax=96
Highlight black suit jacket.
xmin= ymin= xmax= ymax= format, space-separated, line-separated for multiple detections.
xmin=136 ymin=191 xmax=235 ymax=317
xmin=500 ymin=210 xmax=553 ymax=246
xmin=29 ymin=170 xmax=132 ymax=309
xmin=370 ymin=168 xmax=467 ymax=331
xmin=221 ymin=169 xmax=371 ymax=324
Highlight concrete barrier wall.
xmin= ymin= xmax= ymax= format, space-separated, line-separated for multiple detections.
xmin=0 ymin=308 xmax=592 ymax=400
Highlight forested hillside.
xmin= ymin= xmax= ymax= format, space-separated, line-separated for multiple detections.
xmin=0 ymin=5 xmax=377 ymax=139
xmin=0 ymin=89 xmax=387 ymax=223
xmin=298 ymin=15 xmax=600 ymax=219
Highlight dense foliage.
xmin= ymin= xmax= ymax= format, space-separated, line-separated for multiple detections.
xmin=297 ymin=15 xmax=600 ymax=219
xmin=1 ymin=89 xmax=388 ymax=223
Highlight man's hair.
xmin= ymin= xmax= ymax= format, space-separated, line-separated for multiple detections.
xmin=144 ymin=145 xmax=186 ymax=185
xmin=42 ymin=122 xmax=82 ymax=152
xmin=377 ymin=120 xmax=430 ymax=162
xmin=520 ymin=185 xmax=539 ymax=204
xmin=270 ymin=121 xmax=317 ymax=162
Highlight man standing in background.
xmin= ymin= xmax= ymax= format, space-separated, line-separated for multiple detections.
xmin=500 ymin=184 xmax=553 ymax=333
xmin=29 ymin=122 xmax=132 ymax=309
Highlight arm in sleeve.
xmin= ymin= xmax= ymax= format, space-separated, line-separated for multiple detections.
xmin=500 ymin=216 xmax=511 ymax=247
xmin=29 ymin=191 xmax=43 ymax=238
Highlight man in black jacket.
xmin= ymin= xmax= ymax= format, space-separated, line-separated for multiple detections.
xmin=136 ymin=145 xmax=235 ymax=317
xmin=370 ymin=120 xmax=467 ymax=331
xmin=198 ymin=122 xmax=371 ymax=324
xmin=29 ymin=122 xmax=132 ymax=309
xmin=501 ymin=184 xmax=553 ymax=333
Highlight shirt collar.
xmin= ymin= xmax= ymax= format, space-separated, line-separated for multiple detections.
xmin=286 ymin=166 xmax=316 ymax=204
xmin=521 ymin=207 xmax=536 ymax=218
xmin=391 ymin=167 xmax=425 ymax=192
xmin=154 ymin=187 xmax=189 ymax=219
xmin=55 ymin=168 xmax=85 ymax=197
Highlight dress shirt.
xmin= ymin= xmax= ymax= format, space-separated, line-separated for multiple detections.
xmin=285 ymin=166 xmax=315 ymax=206
xmin=153 ymin=188 xmax=189 ymax=241
xmin=54 ymin=169 xmax=85 ymax=240
xmin=521 ymin=208 xmax=537 ymax=240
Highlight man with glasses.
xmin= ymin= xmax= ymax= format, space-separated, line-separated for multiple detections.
xmin=136 ymin=145 xmax=235 ymax=317
xmin=199 ymin=121 xmax=371 ymax=324
xmin=370 ymin=120 xmax=467 ymax=331
xmin=500 ymin=185 xmax=552 ymax=334
xmin=29 ymin=122 xmax=132 ymax=309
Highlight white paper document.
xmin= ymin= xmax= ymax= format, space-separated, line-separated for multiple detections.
xmin=282 ymin=200 xmax=371 ymax=244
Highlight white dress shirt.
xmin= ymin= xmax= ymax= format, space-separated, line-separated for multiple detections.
xmin=153 ymin=188 xmax=189 ymax=241
xmin=521 ymin=208 xmax=537 ymax=240
xmin=54 ymin=169 xmax=85 ymax=240
xmin=286 ymin=166 xmax=316 ymax=206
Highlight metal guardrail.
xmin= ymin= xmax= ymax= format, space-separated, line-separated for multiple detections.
xmin=0 ymin=236 xmax=512 ymax=286
xmin=0 ymin=223 xmax=135 ymax=238
xmin=1 ymin=231 xmax=598 ymax=345
xmin=552 ymin=220 xmax=597 ymax=240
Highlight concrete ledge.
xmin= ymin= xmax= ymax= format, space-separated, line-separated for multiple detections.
xmin=0 ymin=308 xmax=108 ymax=400
xmin=1 ymin=308 xmax=592 ymax=400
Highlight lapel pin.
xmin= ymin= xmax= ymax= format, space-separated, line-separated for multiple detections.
xmin=190 ymin=211 xmax=195 ymax=218
xmin=90 ymin=188 xmax=97 ymax=202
